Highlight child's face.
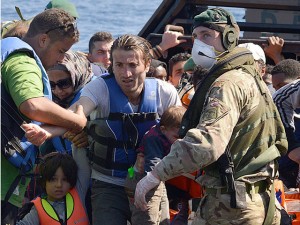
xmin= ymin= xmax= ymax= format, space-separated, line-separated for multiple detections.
xmin=46 ymin=167 xmax=71 ymax=202
xmin=161 ymin=126 xmax=180 ymax=144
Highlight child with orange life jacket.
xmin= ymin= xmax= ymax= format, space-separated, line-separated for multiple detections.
xmin=17 ymin=143 xmax=90 ymax=225
xmin=125 ymin=105 xmax=187 ymax=225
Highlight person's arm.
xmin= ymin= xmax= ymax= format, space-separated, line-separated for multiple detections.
xmin=72 ymin=146 xmax=91 ymax=204
xmin=134 ymin=74 xmax=249 ymax=210
xmin=16 ymin=205 xmax=39 ymax=225
xmin=20 ymin=98 xmax=86 ymax=133
xmin=154 ymin=74 xmax=252 ymax=181
xmin=22 ymin=96 xmax=97 ymax=145
xmin=2 ymin=52 xmax=87 ymax=133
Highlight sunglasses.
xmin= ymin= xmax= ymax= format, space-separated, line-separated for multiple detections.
xmin=50 ymin=78 xmax=72 ymax=90
xmin=45 ymin=21 xmax=78 ymax=34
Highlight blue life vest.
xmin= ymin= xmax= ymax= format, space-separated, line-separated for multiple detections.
xmin=1 ymin=37 xmax=52 ymax=172
xmin=1 ymin=37 xmax=52 ymax=99
xmin=87 ymin=74 xmax=160 ymax=178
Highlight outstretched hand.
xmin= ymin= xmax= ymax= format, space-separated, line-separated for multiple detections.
xmin=21 ymin=123 xmax=50 ymax=146
xmin=134 ymin=171 xmax=160 ymax=211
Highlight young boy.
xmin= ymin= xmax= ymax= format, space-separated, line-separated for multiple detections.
xmin=125 ymin=105 xmax=186 ymax=225
xmin=17 ymin=146 xmax=90 ymax=225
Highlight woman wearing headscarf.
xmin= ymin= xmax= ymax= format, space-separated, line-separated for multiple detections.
xmin=40 ymin=50 xmax=93 ymax=155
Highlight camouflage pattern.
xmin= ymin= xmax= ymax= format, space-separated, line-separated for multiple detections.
xmin=153 ymin=50 xmax=287 ymax=224
xmin=155 ymin=69 xmax=278 ymax=182
xmin=191 ymin=190 xmax=281 ymax=225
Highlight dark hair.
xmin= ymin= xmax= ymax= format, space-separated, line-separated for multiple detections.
xmin=168 ymin=52 xmax=191 ymax=77
xmin=88 ymin=31 xmax=114 ymax=53
xmin=25 ymin=8 xmax=79 ymax=43
xmin=109 ymin=34 xmax=152 ymax=74
xmin=160 ymin=105 xmax=186 ymax=129
xmin=146 ymin=59 xmax=167 ymax=79
xmin=38 ymin=152 xmax=78 ymax=192
xmin=265 ymin=64 xmax=274 ymax=75
xmin=271 ymin=59 xmax=300 ymax=80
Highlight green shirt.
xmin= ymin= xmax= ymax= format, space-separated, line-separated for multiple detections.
xmin=1 ymin=52 xmax=44 ymax=107
xmin=1 ymin=52 xmax=44 ymax=207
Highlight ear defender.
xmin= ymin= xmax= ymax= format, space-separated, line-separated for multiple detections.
xmin=222 ymin=25 xmax=238 ymax=50
xmin=222 ymin=14 xmax=238 ymax=50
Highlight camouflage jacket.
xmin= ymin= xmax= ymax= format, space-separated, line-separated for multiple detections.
xmin=154 ymin=47 xmax=288 ymax=188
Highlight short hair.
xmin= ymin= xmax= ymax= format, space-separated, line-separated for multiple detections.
xmin=109 ymin=34 xmax=152 ymax=73
xmin=266 ymin=64 xmax=274 ymax=75
xmin=160 ymin=105 xmax=186 ymax=129
xmin=88 ymin=31 xmax=114 ymax=53
xmin=147 ymin=59 xmax=167 ymax=78
xmin=38 ymin=152 xmax=78 ymax=192
xmin=271 ymin=59 xmax=300 ymax=80
xmin=168 ymin=52 xmax=191 ymax=76
xmin=25 ymin=8 xmax=79 ymax=43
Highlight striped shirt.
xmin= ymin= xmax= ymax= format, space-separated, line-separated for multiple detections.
xmin=273 ymin=79 xmax=300 ymax=130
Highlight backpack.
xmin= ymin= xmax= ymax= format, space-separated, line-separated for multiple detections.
xmin=1 ymin=85 xmax=38 ymax=202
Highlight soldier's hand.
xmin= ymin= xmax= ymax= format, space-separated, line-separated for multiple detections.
xmin=134 ymin=171 xmax=160 ymax=211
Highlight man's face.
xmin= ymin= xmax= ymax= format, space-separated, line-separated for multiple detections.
xmin=88 ymin=40 xmax=113 ymax=68
xmin=112 ymin=49 xmax=149 ymax=100
xmin=169 ymin=60 xmax=186 ymax=87
xmin=192 ymin=26 xmax=225 ymax=53
xmin=39 ymin=37 xmax=75 ymax=70
xmin=154 ymin=66 xmax=167 ymax=81
xmin=272 ymin=73 xmax=290 ymax=90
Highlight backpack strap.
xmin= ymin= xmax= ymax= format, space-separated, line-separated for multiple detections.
xmin=4 ymin=172 xmax=35 ymax=203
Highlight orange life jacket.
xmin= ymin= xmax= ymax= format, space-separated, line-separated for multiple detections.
xmin=32 ymin=188 xmax=89 ymax=225
xmin=166 ymin=171 xmax=203 ymax=198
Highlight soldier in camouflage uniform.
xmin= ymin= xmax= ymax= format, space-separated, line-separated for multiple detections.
xmin=134 ymin=8 xmax=288 ymax=225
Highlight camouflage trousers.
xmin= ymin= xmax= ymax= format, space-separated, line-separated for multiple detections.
xmin=192 ymin=189 xmax=281 ymax=225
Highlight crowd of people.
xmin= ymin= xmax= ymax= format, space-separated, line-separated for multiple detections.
xmin=1 ymin=0 xmax=299 ymax=225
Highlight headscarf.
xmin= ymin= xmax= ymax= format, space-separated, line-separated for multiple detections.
xmin=48 ymin=50 xmax=93 ymax=108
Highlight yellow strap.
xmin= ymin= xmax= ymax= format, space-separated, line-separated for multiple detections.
xmin=66 ymin=192 xmax=74 ymax=219
xmin=41 ymin=199 xmax=60 ymax=221
xmin=41 ymin=192 xmax=74 ymax=221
